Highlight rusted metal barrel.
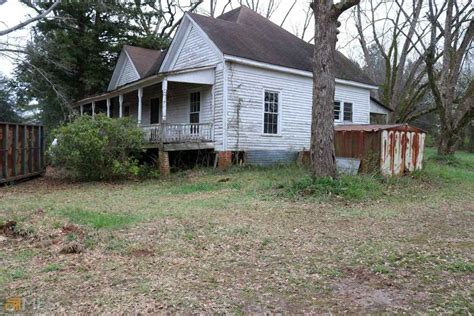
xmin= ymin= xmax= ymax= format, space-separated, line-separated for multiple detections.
xmin=0 ymin=122 xmax=46 ymax=184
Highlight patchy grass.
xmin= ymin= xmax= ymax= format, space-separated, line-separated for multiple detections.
xmin=57 ymin=208 xmax=143 ymax=229
xmin=0 ymin=149 xmax=472 ymax=313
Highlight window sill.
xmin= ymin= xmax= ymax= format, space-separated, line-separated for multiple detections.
xmin=261 ymin=133 xmax=283 ymax=137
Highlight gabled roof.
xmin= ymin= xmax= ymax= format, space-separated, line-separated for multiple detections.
xmin=189 ymin=6 xmax=374 ymax=85
xmin=123 ymin=45 xmax=165 ymax=78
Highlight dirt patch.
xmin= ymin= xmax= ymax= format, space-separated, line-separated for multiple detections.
xmin=129 ymin=248 xmax=154 ymax=257
xmin=332 ymin=267 xmax=424 ymax=311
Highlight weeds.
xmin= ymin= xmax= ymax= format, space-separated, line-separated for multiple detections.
xmin=285 ymin=174 xmax=384 ymax=200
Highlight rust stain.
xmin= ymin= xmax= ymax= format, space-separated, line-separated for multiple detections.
xmin=335 ymin=124 xmax=426 ymax=177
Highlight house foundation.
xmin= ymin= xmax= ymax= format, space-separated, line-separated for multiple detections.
xmin=159 ymin=150 xmax=170 ymax=176
xmin=217 ymin=151 xmax=232 ymax=170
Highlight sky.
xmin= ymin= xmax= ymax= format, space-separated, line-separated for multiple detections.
xmin=0 ymin=0 xmax=361 ymax=77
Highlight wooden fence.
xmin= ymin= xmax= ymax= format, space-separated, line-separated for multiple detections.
xmin=0 ymin=122 xmax=46 ymax=184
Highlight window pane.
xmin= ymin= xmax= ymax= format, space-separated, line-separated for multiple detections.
xmin=190 ymin=113 xmax=199 ymax=123
xmin=190 ymin=92 xmax=200 ymax=124
xmin=334 ymin=101 xmax=341 ymax=120
xmin=344 ymin=102 xmax=352 ymax=122
xmin=263 ymin=90 xmax=279 ymax=134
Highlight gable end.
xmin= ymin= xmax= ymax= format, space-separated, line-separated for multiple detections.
xmin=108 ymin=50 xmax=140 ymax=91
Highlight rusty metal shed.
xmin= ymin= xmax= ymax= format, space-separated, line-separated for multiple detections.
xmin=0 ymin=122 xmax=46 ymax=184
xmin=334 ymin=124 xmax=426 ymax=176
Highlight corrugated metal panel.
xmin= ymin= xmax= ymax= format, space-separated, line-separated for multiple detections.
xmin=0 ymin=123 xmax=46 ymax=184
xmin=245 ymin=150 xmax=298 ymax=165
xmin=335 ymin=124 xmax=426 ymax=176
xmin=380 ymin=130 xmax=426 ymax=176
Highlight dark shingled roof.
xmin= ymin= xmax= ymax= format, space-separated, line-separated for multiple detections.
xmin=123 ymin=45 xmax=164 ymax=78
xmin=189 ymin=6 xmax=374 ymax=85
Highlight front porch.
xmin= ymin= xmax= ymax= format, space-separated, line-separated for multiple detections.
xmin=75 ymin=67 xmax=216 ymax=150
xmin=141 ymin=122 xmax=214 ymax=151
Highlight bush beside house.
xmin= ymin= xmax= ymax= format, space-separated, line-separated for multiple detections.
xmin=50 ymin=115 xmax=144 ymax=180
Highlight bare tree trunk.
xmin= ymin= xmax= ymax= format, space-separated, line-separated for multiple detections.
xmin=426 ymin=0 xmax=473 ymax=156
xmin=438 ymin=126 xmax=459 ymax=155
xmin=310 ymin=0 xmax=359 ymax=178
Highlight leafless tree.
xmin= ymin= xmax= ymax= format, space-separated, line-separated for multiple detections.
xmin=310 ymin=0 xmax=360 ymax=179
xmin=235 ymin=0 xmax=280 ymax=18
xmin=353 ymin=0 xmax=435 ymax=123
xmin=0 ymin=0 xmax=60 ymax=37
xmin=127 ymin=0 xmax=203 ymax=39
xmin=425 ymin=0 xmax=473 ymax=155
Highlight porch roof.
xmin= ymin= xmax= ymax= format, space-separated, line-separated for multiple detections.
xmin=75 ymin=65 xmax=215 ymax=106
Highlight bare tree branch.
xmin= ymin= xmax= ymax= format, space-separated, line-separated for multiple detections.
xmin=0 ymin=0 xmax=60 ymax=36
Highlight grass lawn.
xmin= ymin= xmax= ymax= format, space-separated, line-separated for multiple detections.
xmin=0 ymin=149 xmax=473 ymax=313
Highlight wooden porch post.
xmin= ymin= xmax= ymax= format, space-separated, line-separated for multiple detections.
xmin=159 ymin=78 xmax=170 ymax=176
xmin=91 ymin=101 xmax=96 ymax=118
xmin=137 ymin=88 xmax=143 ymax=125
xmin=119 ymin=94 xmax=123 ymax=118
xmin=162 ymin=79 xmax=168 ymax=122
xmin=106 ymin=98 xmax=111 ymax=118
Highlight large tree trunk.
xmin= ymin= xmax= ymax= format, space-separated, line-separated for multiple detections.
xmin=310 ymin=1 xmax=339 ymax=178
xmin=438 ymin=126 xmax=458 ymax=155
xmin=309 ymin=0 xmax=360 ymax=178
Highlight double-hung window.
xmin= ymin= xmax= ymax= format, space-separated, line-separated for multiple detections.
xmin=263 ymin=90 xmax=280 ymax=135
xmin=190 ymin=92 xmax=200 ymax=134
xmin=343 ymin=102 xmax=353 ymax=122
xmin=334 ymin=101 xmax=353 ymax=123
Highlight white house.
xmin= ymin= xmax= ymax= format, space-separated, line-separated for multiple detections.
xmin=75 ymin=6 xmax=391 ymax=172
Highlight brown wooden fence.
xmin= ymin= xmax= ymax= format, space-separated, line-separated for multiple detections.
xmin=0 ymin=122 xmax=46 ymax=184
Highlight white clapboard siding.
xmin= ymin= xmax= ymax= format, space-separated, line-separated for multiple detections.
xmin=213 ymin=66 xmax=224 ymax=150
xmin=172 ymin=25 xmax=222 ymax=71
xmin=370 ymin=99 xmax=390 ymax=115
xmin=127 ymin=83 xmax=213 ymax=126
xmin=226 ymin=63 xmax=370 ymax=152
xmin=166 ymin=83 xmax=213 ymax=125
xmin=116 ymin=56 xmax=139 ymax=87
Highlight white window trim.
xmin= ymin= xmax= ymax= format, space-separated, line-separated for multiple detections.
xmin=189 ymin=89 xmax=202 ymax=124
xmin=334 ymin=100 xmax=343 ymax=123
xmin=334 ymin=100 xmax=353 ymax=123
xmin=343 ymin=102 xmax=353 ymax=123
xmin=261 ymin=88 xmax=282 ymax=136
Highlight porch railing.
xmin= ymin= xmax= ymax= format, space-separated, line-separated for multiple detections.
xmin=141 ymin=123 xmax=213 ymax=143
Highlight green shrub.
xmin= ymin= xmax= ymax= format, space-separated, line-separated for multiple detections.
xmin=50 ymin=115 xmax=144 ymax=180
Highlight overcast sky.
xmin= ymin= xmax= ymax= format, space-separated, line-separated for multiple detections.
xmin=0 ymin=0 xmax=361 ymax=77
